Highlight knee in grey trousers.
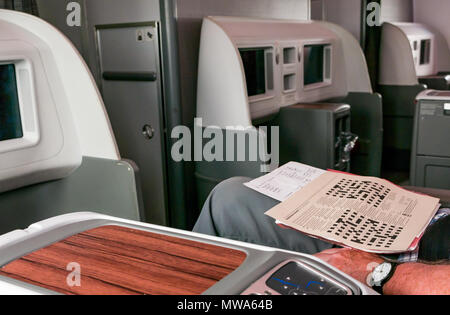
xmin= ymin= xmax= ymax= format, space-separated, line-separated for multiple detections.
xmin=193 ymin=177 xmax=333 ymax=255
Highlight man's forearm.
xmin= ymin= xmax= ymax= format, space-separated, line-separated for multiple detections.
xmin=384 ymin=263 xmax=450 ymax=295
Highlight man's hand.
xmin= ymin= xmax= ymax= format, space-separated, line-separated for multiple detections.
xmin=314 ymin=248 xmax=384 ymax=285
xmin=315 ymin=248 xmax=450 ymax=295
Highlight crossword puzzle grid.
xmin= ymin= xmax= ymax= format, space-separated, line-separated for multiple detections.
xmin=327 ymin=209 xmax=403 ymax=248
xmin=326 ymin=179 xmax=391 ymax=208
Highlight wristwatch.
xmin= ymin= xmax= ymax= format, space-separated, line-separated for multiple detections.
xmin=368 ymin=262 xmax=397 ymax=295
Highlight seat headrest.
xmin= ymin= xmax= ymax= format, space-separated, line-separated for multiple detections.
xmin=0 ymin=9 xmax=119 ymax=192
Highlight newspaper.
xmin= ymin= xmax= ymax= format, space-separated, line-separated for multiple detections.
xmin=264 ymin=170 xmax=441 ymax=254
xmin=245 ymin=162 xmax=326 ymax=202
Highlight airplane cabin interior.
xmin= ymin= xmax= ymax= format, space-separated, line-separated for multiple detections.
xmin=0 ymin=0 xmax=448 ymax=297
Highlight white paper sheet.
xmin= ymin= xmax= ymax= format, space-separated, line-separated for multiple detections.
xmin=244 ymin=162 xmax=326 ymax=202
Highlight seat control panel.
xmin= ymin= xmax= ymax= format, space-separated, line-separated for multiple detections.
xmin=242 ymin=259 xmax=353 ymax=296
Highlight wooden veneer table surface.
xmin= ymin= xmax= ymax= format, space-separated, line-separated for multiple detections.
xmin=0 ymin=225 xmax=247 ymax=295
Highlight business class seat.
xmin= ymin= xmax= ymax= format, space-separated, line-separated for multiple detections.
xmin=195 ymin=17 xmax=384 ymax=207
xmin=379 ymin=22 xmax=450 ymax=171
xmin=0 ymin=9 xmax=143 ymax=235
xmin=193 ymin=17 xmax=450 ymax=241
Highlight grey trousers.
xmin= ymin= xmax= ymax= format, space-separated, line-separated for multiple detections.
xmin=193 ymin=177 xmax=333 ymax=255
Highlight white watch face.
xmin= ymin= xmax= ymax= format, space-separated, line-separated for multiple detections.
xmin=372 ymin=263 xmax=392 ymax=284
